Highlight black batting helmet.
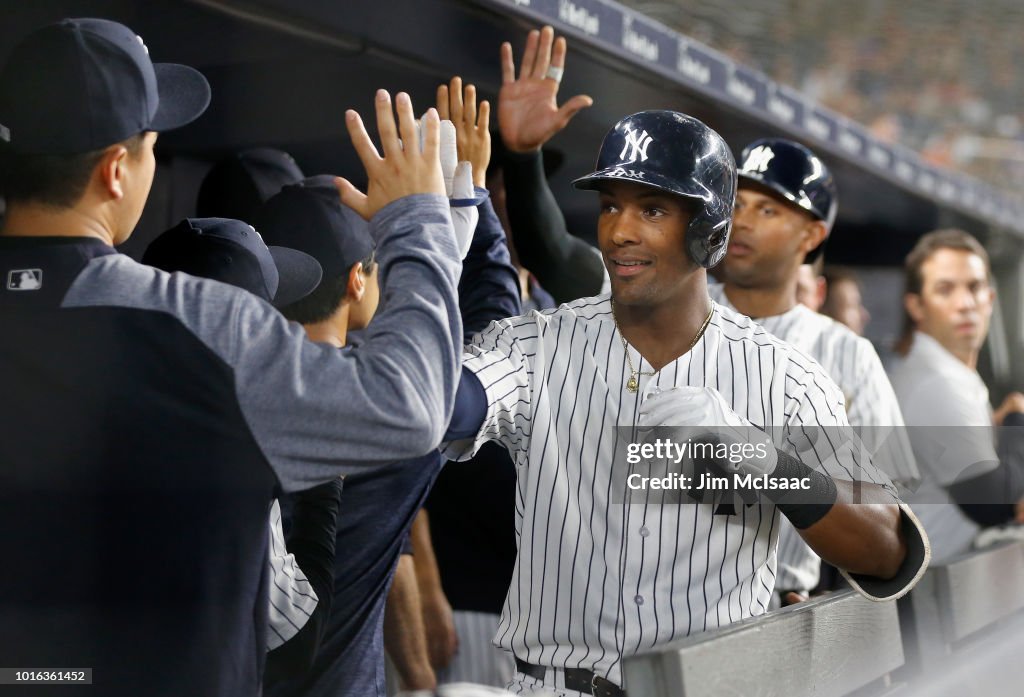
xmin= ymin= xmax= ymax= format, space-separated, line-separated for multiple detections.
xmin=737 ymin=138 xmax=837 ymax=262
xmin=573 ymin=110 xmax=737 ymax=268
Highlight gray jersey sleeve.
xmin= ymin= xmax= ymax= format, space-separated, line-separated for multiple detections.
xmin=66 ymin=194 xmax=463 ymax=492
xmin=900 ymin=373 xmax=1000 ymax=487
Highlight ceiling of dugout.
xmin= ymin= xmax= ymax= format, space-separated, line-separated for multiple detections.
xmin=1 ymin=0 xmax=1012 ymax=266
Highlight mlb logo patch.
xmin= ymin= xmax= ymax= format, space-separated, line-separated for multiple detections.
xmin=7 ymin=269 xmax=42 ymax=291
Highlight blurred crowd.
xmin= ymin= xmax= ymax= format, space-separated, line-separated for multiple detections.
xmin=624 ymin=0 xmax=1024 ymax=193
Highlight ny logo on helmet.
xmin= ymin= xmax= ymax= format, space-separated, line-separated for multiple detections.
xmin=619 ymin=127 xmax=653 ymax=163
xmin=741 ymin=145 xmax=775 ymax=173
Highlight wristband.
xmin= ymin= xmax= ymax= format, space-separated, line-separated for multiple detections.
xmin=765 ymin=448 xmax=838 ymax=529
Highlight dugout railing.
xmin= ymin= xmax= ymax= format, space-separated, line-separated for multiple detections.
xmin=621 ymin=540 xmax=1024 ymax=697
xmin=621 ymin=589 xmax=905 ymax=697
xmin=896 ymin=539 xmax=1024 ymax=695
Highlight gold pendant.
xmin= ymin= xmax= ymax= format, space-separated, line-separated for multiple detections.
xmin=626 ymin=375 xmax=639 ymax=393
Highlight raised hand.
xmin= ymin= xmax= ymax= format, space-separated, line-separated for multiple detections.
xmin=437 ymin=76 xmax=491 ymax=188
xmin=335 ymin=90 xmax=446 ymax=220
xmin=498 ymin=25 xmax=593 ymax=153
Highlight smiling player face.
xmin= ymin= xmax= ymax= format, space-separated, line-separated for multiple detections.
xmin=596 ymin=180 xmax=696 ymax=308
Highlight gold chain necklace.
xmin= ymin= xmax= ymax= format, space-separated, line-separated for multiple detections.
xmin=615 ymin=304 xmax=714 ymax=393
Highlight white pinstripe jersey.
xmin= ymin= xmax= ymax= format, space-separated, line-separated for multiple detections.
xmin=709 ymin=284 xmax=919 ymax=592
xmin=266 ymin=499 xmax=318 ymax=650
xmin=443 ymin=293 xmax=902 ymax=685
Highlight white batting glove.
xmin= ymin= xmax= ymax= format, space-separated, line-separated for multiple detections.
xmin=638 ymin=386 xmax=778 ymax=477
xmin=417 ymin=118 xmax=478 ymax=259
xmin=438 ymin=119 xmax=458 ymax=193
xmin=447 ymin=161 xmax=479 ymax=260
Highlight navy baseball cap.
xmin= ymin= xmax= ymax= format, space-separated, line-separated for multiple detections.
xmin=255 ymin=175 xmax=375 ymax=281
xmin=196 ymin=148 xmax=305 ymax=223
xmin=0 ymin=18 xmax=211 ymax=154
xmin=142 ymin=218 xmax=323 ymax=308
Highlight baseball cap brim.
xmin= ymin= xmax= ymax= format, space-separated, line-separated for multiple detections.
xmin=268 ymin=246 xmax=323 ymax=308
xmin=572 ymin=167 xmax=710 ymax=204
xmin=150 ymin=63 xmax=211 ymax=133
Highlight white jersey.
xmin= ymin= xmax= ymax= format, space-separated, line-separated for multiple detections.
xmin=710 ymin=285 xmax=920 ymax=592
xmin=444 ymin=293 xmax=909 ymax=685
xmin=266 ymin=499 xmax=318 ymax=650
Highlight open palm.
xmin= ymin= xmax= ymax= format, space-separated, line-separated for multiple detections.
xmin=498 ymin=27 xmax=593 ymax=153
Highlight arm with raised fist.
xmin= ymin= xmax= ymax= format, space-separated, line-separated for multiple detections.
xmin=638 ymin=386 xmax=922 ymax=595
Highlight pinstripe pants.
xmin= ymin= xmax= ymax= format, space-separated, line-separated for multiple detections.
xmin=437 ymin=611 xmax=516 ymax=688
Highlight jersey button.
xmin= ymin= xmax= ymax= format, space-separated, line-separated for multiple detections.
xmin=639 ymin=526 xmax=650 ymax=537
xmin=634 ymin=595 xmax=644 ymax=605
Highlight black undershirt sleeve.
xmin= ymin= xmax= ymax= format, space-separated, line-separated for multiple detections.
xmin=501 ymin=148 xmax=606 ymax=303
xmin=951 ymin=412 xmax=1024 ymax=526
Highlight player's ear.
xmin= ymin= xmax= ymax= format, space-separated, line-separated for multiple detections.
xmin=904 ymin=292 xmax=924 ymax=324
xmin=347 ymin=262 xmax=365 ymax=302
xmin=800 ymin=220 xmax=828 ymax=256
xmin=96 ymin=143 xmax=131 ymax=200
